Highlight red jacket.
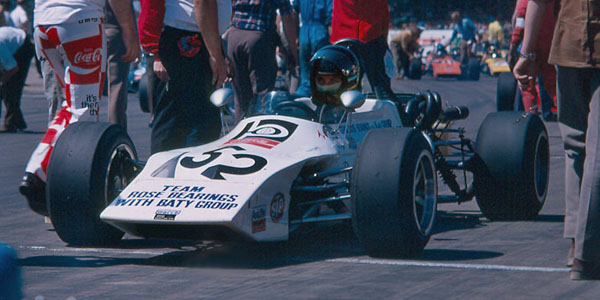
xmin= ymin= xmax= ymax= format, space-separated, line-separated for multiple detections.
xmin=330 ymin=0 xmax=389 ymax=44
xmin=510 ymin=0 xmax=554 ymax=55
xmin=138 ymin=0 xmax=165 ymax=61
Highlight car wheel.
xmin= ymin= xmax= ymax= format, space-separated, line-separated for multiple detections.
xmin=47 ymin=122 xmax=137 ymax=245
xmin=496 ymin=72 xmax=517 ymax=111
xmin=473 ymin=112 xmax=549 ymax=220
xmin=352 ymin=128 xmax=437 ymax=258
xmin=139 ymin=73 xmax=150 ymax=113
xmin=468 ymin=58 xmax=480 ymax=81
xmin=408 ymin=58 xmax=422 ymax=80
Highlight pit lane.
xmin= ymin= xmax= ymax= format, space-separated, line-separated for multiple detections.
xmin=1 ymin=71 xmax=598 ymax=299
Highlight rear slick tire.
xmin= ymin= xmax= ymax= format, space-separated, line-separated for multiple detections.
xmin=352 ymin=128 xmax=437 ymax=258
xmin=497 ymin=72 xmax=517 ymax=111
xmin=47 ymin=122 xmax=137 ymax=246
xmin=473 ymin=112 xmax=549 ymax=220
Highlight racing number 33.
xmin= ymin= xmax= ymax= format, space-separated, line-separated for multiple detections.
xmin=180 ymin=146 xmax=267 ymax=180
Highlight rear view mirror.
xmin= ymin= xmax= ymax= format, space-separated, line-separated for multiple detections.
xmin=210 ymin=88 xmax=234 ymax=108
xmin=340 ymin=90 xmax=365 ymax=111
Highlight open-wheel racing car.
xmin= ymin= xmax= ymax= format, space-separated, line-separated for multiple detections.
xmin=42 ymin=41 xmax=550 ymax=258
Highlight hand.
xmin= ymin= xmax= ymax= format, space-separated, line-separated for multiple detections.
xmin=120 ymin=30 xmax=141 ymax=62
xmin=513 ymin=57 xmax=536 ymax=88
xmin=209 ymin=54 xmax=228 ymax=88
xmin=153 ymin=60 xmax=169 ymax=82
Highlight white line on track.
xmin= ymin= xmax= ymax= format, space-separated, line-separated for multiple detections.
xmin=17 ymin=246 xmax=570 ymax=274
xmin=18 ymin=245 xmax=167 ymax=256
xmin=326 ymin=258 xmax=570 ymax=273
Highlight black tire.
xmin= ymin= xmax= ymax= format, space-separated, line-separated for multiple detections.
xmin=47 ymin=122 xmax=138 ymax=245
xmin=496 ymin=72 xmax=517 ymax=111
xmin=408 ymin=58 xmax=422 ymax=80
xmin=352 ymin=128 xmax=437 ymax=258
xmin=473 ymin=112 xmax=549 ymax=220
xmin=468 ymin=58 xmax=480 ymax=81
xmin=138 ymin=73 xmax=150 ymax=113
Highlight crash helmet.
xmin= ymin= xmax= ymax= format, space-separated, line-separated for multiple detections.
xmin=310 ymin=45 xmax=361 ymax=106
xmin=436 ymin=44 xmax=446 ymax=56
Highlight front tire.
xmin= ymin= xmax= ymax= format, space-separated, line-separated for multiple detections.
xmin=473 ymin=112 xmax=549 ymax=220
xmin=47 ymin=122 xmax=137 ymax=246
xmin=352 ymin=128 xmax=437 ymax=258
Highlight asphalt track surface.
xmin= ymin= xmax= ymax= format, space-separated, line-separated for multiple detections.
xmin=2 ymin=69 xmax=600 ymax=299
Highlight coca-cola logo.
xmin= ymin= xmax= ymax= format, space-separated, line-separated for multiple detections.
xmin=74 ymin=48 xmax=102 ymax=64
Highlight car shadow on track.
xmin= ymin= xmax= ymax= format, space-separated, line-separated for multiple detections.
xmin=20 ymin=216 xmax=503 ymax=270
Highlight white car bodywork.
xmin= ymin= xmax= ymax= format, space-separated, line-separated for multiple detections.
xmin=100 ymin=98 xmax=403 ymax=241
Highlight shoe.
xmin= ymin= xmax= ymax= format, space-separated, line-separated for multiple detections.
xmin=19 ymin=172 xmax=48 ymax=216
xmin=570 ymin=259 xmax=600 ymax=280
xmin=567 ymin=239 xmax=575 ymax=267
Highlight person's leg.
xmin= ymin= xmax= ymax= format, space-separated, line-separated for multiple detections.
xmin=24 ymin=21 xmax=106 ymax=182
xmin=556 ymin=67 xmax=589 ymax=243
xmin=3 ymin=39 xmax=33 ymax=130
xmin=363 ymin=35 xmax=394 ymax=100
xmin=228 ymin=28 xmax=261 ymax=121
xmin=574 ymin=69 xmax=600 ymax=263
xmin=105 ymin=25 xmax=129 ymax=130
xmin=40 ymin=57 xmax=64 ymax=126
xmin=399 ymin=49 xmax=410 ymax=78
xmin=151 ymin=27 xmax=220 ymax=153
xmin=294 ymin=26 xmax=311 ymax=97
xmin=247 ymin=30 xmax=277 ymax=114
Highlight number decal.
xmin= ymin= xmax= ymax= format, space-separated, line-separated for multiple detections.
xmin=202 ymin=154 xmax=267 ymax=180
xmin=179 ymin=146 xmax=267 ymax=180
xmin=180 ymin=146 xmax=244 ymax=169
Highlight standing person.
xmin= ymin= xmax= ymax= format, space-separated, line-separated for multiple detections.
xmin=508 ymin=0 xmax=556 ymax=118
xmin=227 ymin=0 xmax=298 ymax=122
xmin=141 ymin=0 xmax=231 ymax=153
xmin=447 ymin=11 xmax=477 ymax=65
xmin=514 ymin=0 xmax=600 ymax=280
xmin=292 ymin=0 xmax=332 ymax=97
xmin=19 ymin=0 xmax=139 ymax=216
xmin=137 ymin=0 xmax=167 ymax=126
xmin=389 ymin=25 xmax=421 ymax=80
xmin=487 ymin=16 xmax=503 ymax=49
xmin=0 ymin=26 xmax=33 ymax=132
xmin=329 ymin=0 xmax=393 ymax=100
xmin=105 ymin=0 xmax=134 ymax=130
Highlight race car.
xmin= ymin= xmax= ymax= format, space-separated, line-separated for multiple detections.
xmin=425 ymin=44 xmax=479 ymax=80
xmin=42 ymin=42 xmax=549 ymax=258
xmin=481 ymin=46 xmax=511 ymax=76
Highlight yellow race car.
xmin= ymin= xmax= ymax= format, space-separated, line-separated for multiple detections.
xmin=481 ymin=46 xmax=511 ymax=75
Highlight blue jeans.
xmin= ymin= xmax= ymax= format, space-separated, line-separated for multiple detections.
xmin=295 ymin=23 xmax=329 ymax=97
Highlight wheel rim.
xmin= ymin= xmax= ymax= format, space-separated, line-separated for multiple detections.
xmin=105 ymin=144 xmax=136 ymax=206
xmin=412 ymin=151 xmax=437 ymax=236
xmin=533 ymin=132 xmax=549 ymax=203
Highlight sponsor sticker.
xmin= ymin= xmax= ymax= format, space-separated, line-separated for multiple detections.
xmin=154 ymin=209 xmax=180 ymax=220
xmin=269 ymin=193 xmax=285 ymax=223
xmin=252 ymin=205 xmax=266 ymax=233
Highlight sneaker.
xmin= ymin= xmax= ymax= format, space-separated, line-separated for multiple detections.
xmin=19 ymin=172 xmax=48 ymax=216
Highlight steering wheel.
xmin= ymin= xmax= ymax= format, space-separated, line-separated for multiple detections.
xmin=273 ymin=101 xmax=319 ymax=121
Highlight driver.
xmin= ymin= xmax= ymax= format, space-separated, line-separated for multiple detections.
xmin=310 ymin=45 xmax=361 ymax=108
